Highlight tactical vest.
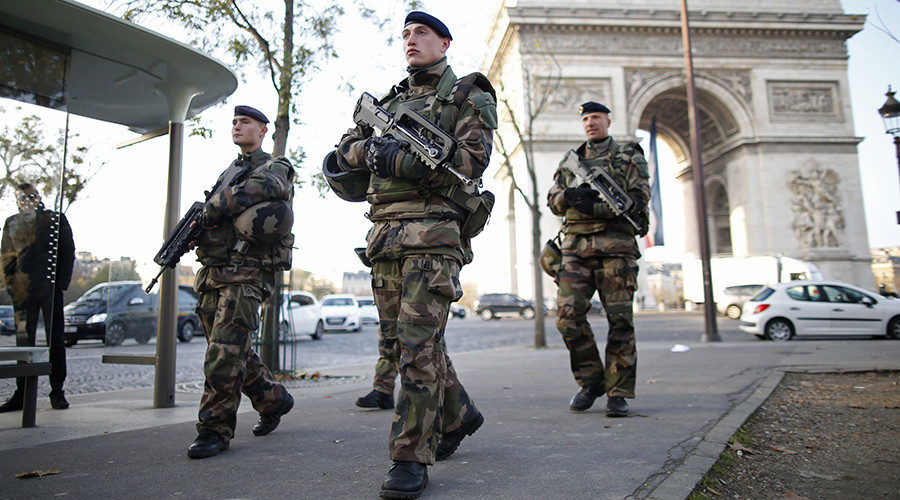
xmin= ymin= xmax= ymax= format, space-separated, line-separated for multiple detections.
xmin=365 ymin=66 xmax=497 ymax=234
xmin=564 ymin=139 xmax=646 ymax=236
xmin=196 ymin=157 xmax=294 ymax=271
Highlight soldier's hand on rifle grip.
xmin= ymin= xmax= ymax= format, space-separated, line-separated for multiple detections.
xmin=564 ymin=187 xmax=599 ymax=215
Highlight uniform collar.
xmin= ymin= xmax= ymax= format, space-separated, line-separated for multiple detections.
xmin=238 ymin=148 xmax=270 ymax=165
xmin=586 ymin=137 xmax=612 ymax=155
xmin=407 ymin=57 xmax=447 ymax=92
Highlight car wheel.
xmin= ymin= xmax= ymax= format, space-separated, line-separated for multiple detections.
xmin=764 ymin=318 xmax=793 ymax=342
xmin=105 ymin=322 xmax=125 ymax=347
xmin=280 ymin=320 xmax=291 ymax=341
xmin=479 ymin=308 xmax=494 ymax=321
xmin=726 ymin=304 xmax=742 ymax=320
xmin=311 ymin=321 xmax=324 ymax=340
xmin=888 ymin=317 xmax=900 ymax=340
xmin=134 ymin=330 xmax=153 ymax=344
xmin=178 ymin=321 xmax=195 ymax=343
xmin=64 ymin=337 xmax=77 ymax=347
xmin=521 ymin=307 xmax=535 ymax=320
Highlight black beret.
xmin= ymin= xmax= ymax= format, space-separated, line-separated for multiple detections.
xmin=580 ymin=101 xmax=611 ymax=115
xmin=404 ymin=11 xmax=452 ymax=40
xmin=234 ymin=105 xmax=269 ymax=124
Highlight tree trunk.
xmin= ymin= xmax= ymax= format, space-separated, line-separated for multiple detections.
xmin=271 ymin=0 xmax=294 ymax=157
xmin=531 ymin=203 xmax=546 ymax=347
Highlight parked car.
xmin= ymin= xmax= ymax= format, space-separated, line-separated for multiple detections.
xmin=0 ymin=305 xmax=14 ymax=335
xmin=63 ymin=281 xmax=201 ymax=346
xmin=279 ymin=290 xmax=325 ymax=340
xmin=319 ymin=294 xmax=361 ymax=332
xmin=717 ymin=284 xmax=765 ymax=319
xmin=357 ymin=296 xmax=379 ymax=324
xmin=739 ymin=281 xmax=900 ymax=341
xmin=450 ymin=303 xmax=467 ymax=319
xmin=474 ymin=293 xmax=536 ymax=320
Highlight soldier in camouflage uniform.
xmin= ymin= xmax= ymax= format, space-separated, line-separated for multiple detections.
xmin=330 ymin=11 xmax=496 ymax=499
xmin=547 ymin=101 xmax=651 ymax=418
xmin=187 ymin=106 xmax=295 ymax=459
xmin=0 ymin=183 xmax=75 ymax=412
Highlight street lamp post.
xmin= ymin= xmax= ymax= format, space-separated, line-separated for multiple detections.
xmin=878 ymin=85 xmax=900 ymax=224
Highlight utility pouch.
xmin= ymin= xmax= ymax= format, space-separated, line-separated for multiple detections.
xmin=539 ymin=232 xmax=563 ymax=277
xmin=354 ymin=247 xmax=373 ymax=268
xmin=440 ymin=183 xmax=495 ymax=238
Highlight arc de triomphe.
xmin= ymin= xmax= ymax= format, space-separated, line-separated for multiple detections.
xmin=483 ymin=0 xmax=875 ymax=298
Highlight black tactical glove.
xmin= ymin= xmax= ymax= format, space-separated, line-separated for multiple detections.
xmin=364 ymin=137 xmax=407 ymax=178
xmin=563 ymin=187 xmax=599 ymax=215
xmin=196 ymin=210 xmax=217 ymax=229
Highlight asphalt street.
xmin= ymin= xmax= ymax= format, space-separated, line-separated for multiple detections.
xmin=0 ymin=311 xmax=750 ymax=398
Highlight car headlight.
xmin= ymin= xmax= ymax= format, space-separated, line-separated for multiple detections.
xmin=86 ymin=313 xmax=107 ymax=324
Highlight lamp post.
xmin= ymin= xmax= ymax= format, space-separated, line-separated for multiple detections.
xmin=878 ymin=85 xmax=900 ymax=224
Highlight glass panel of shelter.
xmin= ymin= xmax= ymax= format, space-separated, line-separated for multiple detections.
xmin=0 ymin=26 xmax=69 ymax=373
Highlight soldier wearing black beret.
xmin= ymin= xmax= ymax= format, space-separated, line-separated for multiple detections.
xmin=186 ymin=105 xmax=295 ymax=459
xmin=546 ymin=101 xmax=651 ymax=418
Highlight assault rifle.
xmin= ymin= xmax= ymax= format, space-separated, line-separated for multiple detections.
xmin=353 ymin=92 xmax=473 ymax=186
xmin=145 ymin=201 xmax=204 ymax=292
xmin=559 ymin=149 xmax=641 ymax=232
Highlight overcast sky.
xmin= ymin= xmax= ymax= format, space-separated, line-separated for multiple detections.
xmin=2 ymin=0 xmax=898 ymax=295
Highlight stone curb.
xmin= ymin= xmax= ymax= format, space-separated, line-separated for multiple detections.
xmin=644 ymin=363 xmax=900 ymax=499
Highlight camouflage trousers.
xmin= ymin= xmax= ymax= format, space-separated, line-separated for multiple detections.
xmin=372 ymin=254 xmax=477 ymax=464
xmin=195 ymin=267 xmax=291 ymax=442
xmin=372 ymin=352 xmax=399 ymax=395
xmin=556 ymin=253 xmax=638 ymax=398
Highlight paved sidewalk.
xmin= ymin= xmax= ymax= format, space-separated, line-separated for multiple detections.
xmin=1 ymin=339 xmax=897 ymax=499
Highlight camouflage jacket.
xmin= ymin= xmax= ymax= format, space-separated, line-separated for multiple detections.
xmin=336 ymin=58 xmax=497 ymax=265
xmin=1 ymin=207 xmax=75 ymax=305
xmin=547 ymin=137 xmax=650 ymax=258
xmin=195 ymin=148 xmax=294 ymax=271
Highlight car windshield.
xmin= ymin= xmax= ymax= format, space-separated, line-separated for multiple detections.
xmin=0 ymin=306 xmax=12 ymax=318
xmin=358 ymin=299 xmax=374 ymax=306
xmin=322 ymin=298 xmax=354 ymax=307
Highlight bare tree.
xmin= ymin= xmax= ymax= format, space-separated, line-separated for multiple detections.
xmin=493 ymin=59 xmax=562 ymax=348
xmin=119 ymin=0 xmax=419 ymax=167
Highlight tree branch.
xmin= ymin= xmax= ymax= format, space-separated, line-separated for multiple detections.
xmin=228 ymin=0 xmax=281 ymax=91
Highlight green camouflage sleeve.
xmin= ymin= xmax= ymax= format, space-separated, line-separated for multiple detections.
xmin=206 ymin=158 xmax=294 ymax=220
xmin=396 ymin=87 xmax=497 ymax=186
xmin=336 ymin=125 xmax=373 ymax=173
xmin=624 ymin=146 xmax=651 ymax=213
xmin=547 ymin=167 xmax=572 ymax=216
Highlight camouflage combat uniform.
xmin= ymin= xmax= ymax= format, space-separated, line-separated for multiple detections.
xmin=372 ymin=353 xmax=399 ymax=396
xmin=336 ymin=58 xmax=497 ymax=464
xmin=1 ymin=205 xmax=75 ymax=397
xmin=193 ymin=148 xmax=295 ymax=442
xmin=547 ymin=137 xmax=650 ymax=398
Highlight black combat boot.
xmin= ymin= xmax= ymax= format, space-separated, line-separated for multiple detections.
xmin=253 ymin=391 xmax=294 ymax=436
xmin=187 ymin=429 xmax=229 ymax=459
xmin=380 ymin=461 xmax=428 ymax=499
xmin=356 ymin=389 xmax=394 ymax=409
xmin=0 ymin=392 xmax=23 ymax=413
xmin=606 ymin=396 xmax=629 ymax=417
xmin=436 ymin=408 xmax=484 ymax=461
xmin=568 ymin=383 xmax=605 ymax=412
xmin=49 ymin=390 xmax=69 ymax=410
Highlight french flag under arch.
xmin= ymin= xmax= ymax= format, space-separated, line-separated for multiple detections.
xmin=643 ymin=117 xmax=664 ymax=248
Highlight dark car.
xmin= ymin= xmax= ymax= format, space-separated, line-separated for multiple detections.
xmin=474 ymin=293 xmax=536 ymax=320
xmin=63 ymin=281 xmax=200 ymax=346
xmin=0 ymin=305 xmax=14 ymax=335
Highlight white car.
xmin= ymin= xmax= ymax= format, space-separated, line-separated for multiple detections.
xmin=739 ymin=281 xmax=900 ymax=341
xmin=357 ymin=296 xmax=379 ymax=324
xmin=319 ymin=294 xmax=362 ymax=332
xmin=280 ymin=291 xmax=325 ymax=340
